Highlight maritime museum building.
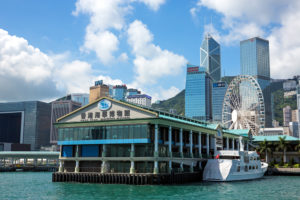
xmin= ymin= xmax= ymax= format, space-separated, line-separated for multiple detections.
xmin=55 ymin=97 xmax=249 ymax=174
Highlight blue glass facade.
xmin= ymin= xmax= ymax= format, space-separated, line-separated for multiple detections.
xmin=212 ymin=82 xmax=228 ymax=122
xmin=71 ymin=93 xmax=89 ymax=106
xmin=113 ymin=85 xmax=127 ymax=101
xmin=200 ymin=34 xmax=221 ymax=82
xmin=185 ymin=64 xmax=212 ymax=120
xmin=240 ymin=37 xmax=272 ymax=127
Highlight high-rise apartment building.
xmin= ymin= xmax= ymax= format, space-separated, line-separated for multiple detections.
xmin=283 ymin=105 xmax=292 ymax=126
xmin=126 ymin=94 xmax=152 ymax=107
xmin=240 ymin=37 xmax=272 ymax=127
xmin=289 ymin=122 xmax=299 ymax=138
xmin=126 ymin=89 xmax=141 ymax=97
xmin=185 ymin=64 xmax=212 ymax=120
xmin=292 ymin=109 xmax=299 ymax=122
xmin=89 ymin=80 xmax=110 ymax=102
xmin=50 ymin=100 xmax=81 ymax=145
xmin=212 ymin=81 xmax=228 ymax=122
xmin=113 ymin=85 xmax=127 ymax=101
xmin=200 ymin=34 xmax=221 ymax=82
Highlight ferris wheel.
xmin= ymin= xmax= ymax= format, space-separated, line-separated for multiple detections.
xmin=222 ymin=75 xmax=265 ymax=135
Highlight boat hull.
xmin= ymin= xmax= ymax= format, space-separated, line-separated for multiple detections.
xmin=203 ymin=159 xmax=268 ymax=182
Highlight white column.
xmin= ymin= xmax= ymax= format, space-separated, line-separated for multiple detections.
xmin=190 ymin=161 xmax=194 ymax=172
xmin=247 ymin=141 xmax=249 ymax=151
xmin=75 ymin=160 xmax=79 ymax=173
xmin=101 ymin=161 xmax=107 ymax=173
xmin=232 ymin=138 xmax=235 ymax=150
xmin=189 ymin=130 xmax=193 ymax=157
xmin=130 ymin=160 xmax=135 ymax=174
xmin=180 ymin=161 xmax=183 ymax=172
xmin=198 ymin=132 xmax=202 ymax=156
xmin=206 ymin=133 xmax=210 ymax=157
xmin=168 ymin=126 xmax=172 ymax=157
xmin=130 ymin=143 xmax=135 ymax=157
xmin=179 ymin=128 xmax=183 ymax=157
xmin=168 ymin=160 xmax=172 ymax=174
xmin=75 ymin=145 xmax=79 ymax=157
xmin=226 ymin=137 xmax=229 ymax=150
xmin=154 ymin=161 xmax=159 ymax=174
xmin=102 ymin=144 xmax=107 ymax=157
xmin=214 ymin=136 xmax=217 ymax=155
xmin=239 ymin=137 xmax=243 ymax=151
xmin=154 ymin=124 xmax=159 ymax=157
xmin=237 ymin=138 xmax=240 ymax=151
xmin=58 ymin=160 xmax=63 ymax=172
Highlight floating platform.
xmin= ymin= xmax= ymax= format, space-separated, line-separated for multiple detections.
xmin=0 ymin=166 xmax=57 ymax=172
xmin=52 ymin=172 xmax=202 ymax=185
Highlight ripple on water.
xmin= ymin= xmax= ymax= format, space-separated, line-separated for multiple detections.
xmin=1 ymin=172 xmax=300 ymax=200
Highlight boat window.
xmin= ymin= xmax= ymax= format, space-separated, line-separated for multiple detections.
xmin=237 ymin=166 xmax=240 ymax=172
xmin=250 ymin=157 xmax=253 ymax=161
xmin=244 ymin=166 xmax=248 ymax=172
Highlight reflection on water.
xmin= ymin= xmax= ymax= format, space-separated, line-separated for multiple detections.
xmin=0 ymin=172 xmax=299 ymax=200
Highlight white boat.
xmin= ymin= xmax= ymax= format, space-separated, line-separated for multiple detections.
xmin=203 ymin=137 xmax=268 ymax=182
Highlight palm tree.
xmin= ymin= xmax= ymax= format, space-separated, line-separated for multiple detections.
xmin=276 ymin=136 xmax=288 ymax=163
xmin=258 ymin=139 xmax=272 ymax=163
xmin=294 ymin=142 xmax=300 ymax=152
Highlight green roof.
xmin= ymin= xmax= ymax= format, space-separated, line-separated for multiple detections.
xmin=158 ymin=114 xmax=219 ymax=130
xmin=253 ymin=135 xmax=299 ymax=142
xmin=223 ymin=129 xmax=250 ymax=137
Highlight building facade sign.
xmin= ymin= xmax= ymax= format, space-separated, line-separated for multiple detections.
xmin=98 ymin=99 xmax=112 ymax=111
xmin=80 ymin=109 xmax=131 ymax=122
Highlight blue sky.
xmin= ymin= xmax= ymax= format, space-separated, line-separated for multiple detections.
xmin=0 ymin=0 xmax=299 ymax=102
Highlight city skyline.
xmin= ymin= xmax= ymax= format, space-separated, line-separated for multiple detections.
xmin=0 ymin=1 xmax=300 ymax=103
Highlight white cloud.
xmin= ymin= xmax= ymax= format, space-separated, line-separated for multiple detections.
xmin=54 ymin=60 xmax=94 ymax=94
xmin=0 ymin=29 xmax=53 ymax=84
xmin=192 ymin=0 xmax=300 ymax=78
xmin=82 ymin=30 xmax=119 ymax=65
xmin=137 ymin=0 xmax=166 ymax=11
xmin=0 ymin=28 xmax=125 ymax=102
xmin=73 ymin=0 xmax=166 ymax=65
xmin=127 ymin=20 xmax=187 ymax=85
xmin=96 ymin=75 xmax=124 ymax=86
xmin=118 ymin=52 xmax=128 ymax=62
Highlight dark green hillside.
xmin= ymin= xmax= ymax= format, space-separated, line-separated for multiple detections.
xmin=152 ymin=90 xmax=185 ymax=115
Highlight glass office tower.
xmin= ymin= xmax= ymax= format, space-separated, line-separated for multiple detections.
xmin=200 ymin=34 xmax=221 ymax=82
xmin=185 ymin=64 xmax=212 ymax=121
xmin=113 ymin=85 xmax=127 ymax=101
xmin=240 ymin=37 xmax=272 ymax=127
xmin=212 ymin=81 xmax=228 ymax=122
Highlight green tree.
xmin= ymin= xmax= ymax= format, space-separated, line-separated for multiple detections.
xmin=294 ymin=142 xmax=300 ymax=152
xmin=276 ymin=136 xmax=288 ymax=163
xmin=258 ymin=139 xmax=272 ymax=163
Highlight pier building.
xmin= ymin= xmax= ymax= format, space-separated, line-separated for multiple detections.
xmin=53 ymin=97 xmax=249 ymax=184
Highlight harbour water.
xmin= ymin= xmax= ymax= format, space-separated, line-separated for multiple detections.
xmin=1 ymin=172 xmax=300 ymax=200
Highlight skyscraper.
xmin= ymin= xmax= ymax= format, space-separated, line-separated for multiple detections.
xmin=212 ymin=81 xmax=228 ymax=122
xmin=113 ymin=85 xmax=127 ymax=101
xmin=200 ymin=34 xmax=221 ymax=82
xmin=89 ymin=80 xmax=110 ymax=102
xmin=185 ymin=64 xmax=212 ymax=120
xmin=240 ymin=37 xmax=272 ymax=127
xmin=283 ymin=105 xmax=292 ymax=126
